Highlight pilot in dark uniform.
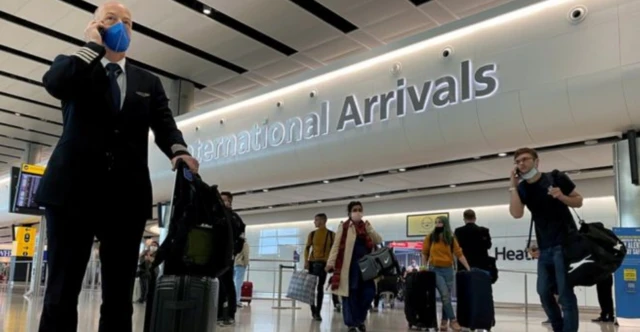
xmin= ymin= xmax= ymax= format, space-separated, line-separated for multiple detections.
xmin=34 ymin=2 xmax=199 ymax=332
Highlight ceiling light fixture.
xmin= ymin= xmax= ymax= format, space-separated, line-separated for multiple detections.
xmin=399 ymin=168 xmax=406 ymax=172
xmin=262 ymin=189 xmax=269 ymax=192
xmin=203 ymin=7 xmax=212 ymax=15
xmin=323 ymin=180 xmax=330 ymax=184
xmin=375 ymin=195 xmax=381 ymax=198
xmin=175 ymin=0 xmax=569 ymax=129
xmin=317 ymin=200 xmax=322 ymax=203
xmin=498 ymin=153 xmax=507 ymax=157
xmin=585 ymin=140 xmax=598 ymax=146
xmin=450 ymin=184 xmax=457 ymax=188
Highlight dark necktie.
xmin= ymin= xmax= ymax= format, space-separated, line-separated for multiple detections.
xmin=106 ymin=63 xmax=122 ymax=111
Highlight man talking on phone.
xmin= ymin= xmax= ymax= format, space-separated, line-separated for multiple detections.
xmin=35 ymin=2 xmax=199 ymax=331
xmin=508 ymin=148 xmax=583 ymax=332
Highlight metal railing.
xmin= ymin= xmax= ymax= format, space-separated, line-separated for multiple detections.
xmin=242 ymin=258 xmax=298 ymax=303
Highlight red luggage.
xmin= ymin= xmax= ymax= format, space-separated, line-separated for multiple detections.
xmin=241 ymin=281 xmax=253 ymax=303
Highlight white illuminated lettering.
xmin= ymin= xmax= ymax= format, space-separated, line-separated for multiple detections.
xmin=188 ymin=60 xmax=500 ymax=164
xmin=269 ymin=122 xmax=286 ymax=147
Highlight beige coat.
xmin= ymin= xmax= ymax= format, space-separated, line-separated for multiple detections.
xmin=327 ymin=221 xmax=383 ymax=297
xmin=234 ymin=241 xmax=250 ymax=267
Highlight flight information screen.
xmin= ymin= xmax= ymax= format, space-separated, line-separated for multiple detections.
xmin=12 ymin=171 xmax=44 ymax=216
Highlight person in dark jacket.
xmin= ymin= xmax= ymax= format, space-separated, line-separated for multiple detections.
xmin=454 ymin=209 xmax=492 ymax=271
xmin=216 ymin=191 xmax=246 ymax=326
xmin=34 ymin=2 xmax=198 ymax=331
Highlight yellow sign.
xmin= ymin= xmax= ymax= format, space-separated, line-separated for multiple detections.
xmin=15 ymin=226 xmax=36 ymax=257
xmin=624 ymin=268 xmax=637 ymax=282
xmin=21 ymin=163 xmax=45 ymax=175
xmin=406 ymin=212 xmax=449 ymax=237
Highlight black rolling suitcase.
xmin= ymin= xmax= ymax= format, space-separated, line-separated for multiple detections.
xmin=148 ymin=275 xmax=219 ymax=332
xmin=456 ymin=269 xmax=495 ymax=331
xmin=404 ymin=271 xmax=437 ymax=331
xmin=144 ymin=161 xmax=234 ymax=332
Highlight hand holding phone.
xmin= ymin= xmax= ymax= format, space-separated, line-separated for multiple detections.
xmin=84 ymin=20 xmax=105 ymax=45
xmin=510 ymin=167 xmax=520 ymax=185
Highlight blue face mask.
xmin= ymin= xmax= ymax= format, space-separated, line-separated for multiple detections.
xmin=102 ymin=22 xmax=130 ymax=53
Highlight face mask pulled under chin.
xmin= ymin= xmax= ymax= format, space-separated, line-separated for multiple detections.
xmin=520 ymin=167 xmax=539 ymax=180
xmin=434 ymin=227 xmax=444 ymax=234
xmin=351 ymin=212 xmax=363 ymax=222
xmin=102 ymin=21 xmax=130 ymax=53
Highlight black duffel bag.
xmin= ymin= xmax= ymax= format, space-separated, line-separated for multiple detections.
xmin=563 ymin=215 xmax=626 ymax=287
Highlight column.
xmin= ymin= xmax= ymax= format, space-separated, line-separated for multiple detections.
xmin=612 ymin=137 xmax=640 ymax=327
xmin=167 ymin=79 xmax=195 ymax=117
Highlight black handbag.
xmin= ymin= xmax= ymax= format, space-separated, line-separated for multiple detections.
xmin=358 ymin=247 xmax=400 ymax=281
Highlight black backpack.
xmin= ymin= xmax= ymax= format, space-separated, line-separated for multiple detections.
xmin=153 ymin=161 xmax=234 ymax=278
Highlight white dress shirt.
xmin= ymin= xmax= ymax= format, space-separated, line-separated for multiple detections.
xmin=101 ymin=57 xmax=127 ymax=110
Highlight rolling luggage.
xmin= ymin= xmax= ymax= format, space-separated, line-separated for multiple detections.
xmin=241 ymin=281 xmax=253 ymax=303
xmin=147 ymin=275 xmax=219 ymax=332
xmin=456 ymin=269 xmax=495 ymax=331
xmin=404 ymin=271 xmax=437 ymax=331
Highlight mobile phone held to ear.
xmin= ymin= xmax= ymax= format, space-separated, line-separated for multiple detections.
xmin=514 ymin=167 xmax=521 ymax=178
xmin=98 ymin=26 xmax=106 ymax=35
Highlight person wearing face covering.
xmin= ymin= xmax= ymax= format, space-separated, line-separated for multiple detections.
xmin=509 ymin=147 xmax=583 ymax=332
xmin=422 ymin=216 xmax=471 ymax=332
xmin=34 ymin=2 xmax=199 ymax=332
xmin=326 ymin=201 xmax=383 ymax=332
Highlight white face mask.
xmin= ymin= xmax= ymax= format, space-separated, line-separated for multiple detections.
xmin=520 ymin=167 xmax=539 ymax=180
xmin=351 ymin=212 xmax=363 ymax=222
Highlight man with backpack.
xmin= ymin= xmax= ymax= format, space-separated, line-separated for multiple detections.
xmin=217 ymin=191 xmax=246 ymax=326
xmin=304 ymin=213 xmax=335 ymax=321
xmin=509 ymin=147 xmax=583 ymax=332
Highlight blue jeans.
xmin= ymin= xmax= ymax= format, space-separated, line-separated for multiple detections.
xmin=432 ymin=267 xmax=455 ymax=321
xmin=537 ymin=246 xmax=579 ymax=332
xmin=234 ymin=265 xmax=247 ymax=304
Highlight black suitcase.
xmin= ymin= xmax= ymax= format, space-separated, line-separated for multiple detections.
xmin=404 ymin=271 xmax=437 ymax=331
xmin=456 ymin=269 xmax=495 ymax=330
xmin=147 ymin=275 xmax=219 ymax=332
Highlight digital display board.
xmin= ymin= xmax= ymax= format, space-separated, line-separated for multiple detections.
xmin=11 ymin=164 xmax=46 ymax=216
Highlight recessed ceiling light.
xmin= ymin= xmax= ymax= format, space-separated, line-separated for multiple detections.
xmin=268 ymin=206 xmax=273 ymax=209
xmin=375 ymin=195 xmax=380 ymax=198
xmin=498 ymin=153 xmax=507 ymax=157
xmin=585 ymin=140 xmax=598 ymax=146
xmin=262 ymin=189 xmax=269 ymax=192
xmin=399 ymin=168 xmax=406 ymax=172
xmin=323 ymin=180 xmax=330 ymax=184
xmin=14 ymin=113 xmax=20 ymax=117
xmin=450 ymin=184 xmax=457 ymax=188
xmin=473 ymin=156 xmax=481 ymax=160
xmin=203 ymin=7 xmax=211 ymax=15
xmin=317 ymin=200 xmax=322 ymax=203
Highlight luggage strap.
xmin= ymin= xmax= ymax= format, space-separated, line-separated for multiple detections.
xmin=165 ymin=300 xmax=196 ymax=310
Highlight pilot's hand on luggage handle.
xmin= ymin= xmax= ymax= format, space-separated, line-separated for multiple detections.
xmin=172 ymin=155 xmax=199 ymax=174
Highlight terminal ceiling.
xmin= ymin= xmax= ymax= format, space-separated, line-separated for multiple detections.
xmin=0 ymin=0 xmax=514 ymax=178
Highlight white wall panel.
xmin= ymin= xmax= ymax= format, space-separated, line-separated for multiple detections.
xmin=621 ymin=63 xmax=640 ymax=125
xmin=141 ymin=0 xmax=639 ymax=203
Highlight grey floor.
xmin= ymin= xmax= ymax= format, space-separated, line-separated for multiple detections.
xmin=0 ymin=288 xmax=624 ymax=332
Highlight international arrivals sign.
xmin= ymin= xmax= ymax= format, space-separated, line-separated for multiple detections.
xmin=189 ymin=60 xmax=499 ymax=163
